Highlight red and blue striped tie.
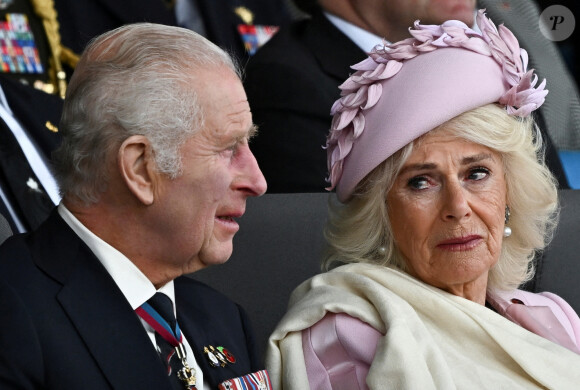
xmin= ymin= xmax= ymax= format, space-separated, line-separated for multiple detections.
xmin=136 ymin=293 xmax=196 ymax=389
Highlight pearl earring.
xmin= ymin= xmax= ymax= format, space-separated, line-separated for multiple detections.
xmin=504 ymin=205 xmax=512 ymax=237
xmin=378 ymin=246 xmax=387 ymax=255
xmin=504 ymin=226 xmax=512 ymax=237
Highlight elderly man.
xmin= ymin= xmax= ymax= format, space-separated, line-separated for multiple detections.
xmin=0 ymin=23 xmax=268 ymax=390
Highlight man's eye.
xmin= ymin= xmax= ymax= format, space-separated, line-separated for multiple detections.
xmin=223 ymin=143 xmax=238 ymax=156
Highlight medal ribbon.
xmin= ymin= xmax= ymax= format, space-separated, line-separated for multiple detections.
xmin=135 ymin=301 xmax=183 ymax=347
xmin=218 ymin=370 xmax=272 ymax=390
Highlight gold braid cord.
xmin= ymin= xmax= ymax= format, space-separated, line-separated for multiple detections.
xmin=30 ymin=0 xmax=79 ymax=98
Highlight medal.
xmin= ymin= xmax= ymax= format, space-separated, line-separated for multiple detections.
xmin=234 ymin=6 xmax=253 ymax=25
xmin=236 ymin=24 xmax=279 ymax=56
xmin=136 ymin=300 xmax=196 ymax=390
xmin=204 ymin=346 xmax=220 ymax=367
xmin=217 ymin=370 xmax=272 ymax=390
xmin=204 ymin=345 xmax=237 ymax=367
xmin=217 ymin=346 xmax=236 ymax=364
xmin=175 ymin=344 xmax=197 ymax=389
xmin=210 ymin=346 xmax=228 ymax=367
xmin=233 ymin=6 xmax=279 ymax=56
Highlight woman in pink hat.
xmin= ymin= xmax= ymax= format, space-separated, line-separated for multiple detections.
xmin=266 ymin=10 xmax=580 ymax=389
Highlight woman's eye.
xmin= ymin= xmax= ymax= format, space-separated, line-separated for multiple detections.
xmin=408 ymin=176 xmax=430 ymax=190
xmin=467 ymin=167 xmax=490 ymax=181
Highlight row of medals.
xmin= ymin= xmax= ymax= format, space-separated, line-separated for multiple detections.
xmin=204 ymin=345 xmax=236 ymax=367
xmin=172 ymin=344 xmax=237 ymax=389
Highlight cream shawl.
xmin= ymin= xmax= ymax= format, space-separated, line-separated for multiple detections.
xmin=266 ymin=263 xmax=580 ymax=389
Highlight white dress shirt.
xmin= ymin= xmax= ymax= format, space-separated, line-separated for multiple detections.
xmin=58 ymin=204 xmax=210 ymax=390
xmin=324 ymin=12 xmax=387 ymax=52
xmin=175 ymin=0 xmax=207 ymax=36
xmin=324 ymin=10 xmax=479 ymax=53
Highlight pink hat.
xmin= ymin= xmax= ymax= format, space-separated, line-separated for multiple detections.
xmin=326 ymin=10 xmax=548 ymax=202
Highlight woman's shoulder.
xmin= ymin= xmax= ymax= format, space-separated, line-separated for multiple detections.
xmin=489 ymin=288 xmax=580 ymax=350
xmin=491 ymin=289 xmax=578 ymax=322
xmin=302 ymin=313 xmax=382 ymax=389
xmin=305 ymin=312 xmax=383 ymax=357
xmin=506 ymin=289 xmax=577 ymax=314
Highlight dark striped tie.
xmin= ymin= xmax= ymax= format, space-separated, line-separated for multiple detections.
xmin=142 ymin=293 xmax=191 ymax=390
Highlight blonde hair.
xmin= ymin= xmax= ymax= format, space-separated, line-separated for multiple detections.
xmin=323 ymin=104 xmax=559 ymax=291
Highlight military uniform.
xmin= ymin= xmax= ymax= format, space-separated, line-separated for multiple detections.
xmin=0 ymin=0 xmax=72 ymax=96
xmin=54 ymin=0 xmax=291 ymax=66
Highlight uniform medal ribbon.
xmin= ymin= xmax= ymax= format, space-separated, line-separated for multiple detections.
xmin=136 ymin=301 xmax=197 ymax=389
xmin=136 ymin=301 xmax=183 ymax=347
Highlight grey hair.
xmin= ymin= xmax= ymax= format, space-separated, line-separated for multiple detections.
xmin=52 ymin=23 xmax=241 ymax=204
xmin=323 ymin=103 xmax=559 ymax=291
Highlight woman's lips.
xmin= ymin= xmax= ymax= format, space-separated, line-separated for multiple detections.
xmin=437 ymin=235 xmax=482 ymax=251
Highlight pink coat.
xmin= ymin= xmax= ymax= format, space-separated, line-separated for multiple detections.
xmin=301 ymin=289 xmax=580 ymax=389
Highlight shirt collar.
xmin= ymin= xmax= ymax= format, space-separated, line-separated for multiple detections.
xmin=471 ymin=9 xmax=480 ymax=33
xmin=57 ymin=203 xmax=175 ymax=310
xmin=324 ymin=10 xmax=479 ymax=52
xmin=324 ymin=11 xmax=387 ymax=52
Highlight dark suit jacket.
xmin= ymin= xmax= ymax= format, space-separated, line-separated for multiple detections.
xmin=0 ymin=210 xmax=261 ymax=389
xmin=244 ymin=9 xmax=364 ymax=192
xmin=0 ymin=76 xmax=63 ymax=233
xmin=245 ymin=8 xmax=569 ymax=193
xmin=54 ymin=0 xmax=290 ymax=66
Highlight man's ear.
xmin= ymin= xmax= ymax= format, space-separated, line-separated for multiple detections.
xmin=118 ymin=135 xmax=157 ymax=205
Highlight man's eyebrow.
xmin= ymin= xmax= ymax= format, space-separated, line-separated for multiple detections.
xmin=248 ymin=124 xmax=258 ymax=139
xmin=230 ymin=124 xmax=258 ymax=146
xmin=239 ymin=124 xmax=258 ymax=143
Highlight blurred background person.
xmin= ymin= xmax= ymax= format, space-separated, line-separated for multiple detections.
xmin=0 ymin=76 xmax=62 ymax=233
xmin=0 ymin=0 xmax=65 ymax=232
xmin=54 ymin=0 xmax=292 ymax=68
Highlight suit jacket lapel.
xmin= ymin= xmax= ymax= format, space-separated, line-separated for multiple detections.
xmin=196 ymin=0 xmax=234 ymax=48
xmin=175 ymin=310 xmax=210 ymax=386
xmin=175 ymin=280 xmax=251 ymax=388
xmin=304 ymin=10 xmax=367 ymax=83
xmin=32 ymin=211 xmax=172 ymax=390
xmin=175 ymin=291 xmax=223 ymax=388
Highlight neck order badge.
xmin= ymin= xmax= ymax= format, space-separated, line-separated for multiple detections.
xmin=136 ymin=298 xmax=197 ymax=389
